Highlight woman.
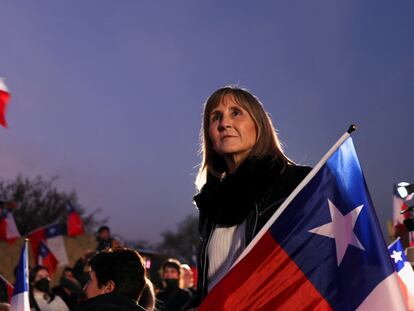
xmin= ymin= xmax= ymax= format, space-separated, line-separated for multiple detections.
xmin=193 ymin=86 xmax=311 ymax=302
xmin=29 ymin=265 xmax=69 ymax=311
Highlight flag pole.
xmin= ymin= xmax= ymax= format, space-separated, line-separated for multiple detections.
xmin=232 ymin=124 xmax=357 ymax=268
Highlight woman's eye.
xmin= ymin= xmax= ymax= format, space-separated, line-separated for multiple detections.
xmin=210 ymin=114 xmax=220 ymax=122
xmin=232 ymin=109 xmax=241 ymax=116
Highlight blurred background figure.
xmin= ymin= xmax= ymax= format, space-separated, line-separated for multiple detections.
xmin=73 ymin=250 xmax=96 ymax=288
xmin=96 ymin=226 xmax=121 ymax=251
xmin=138 ymin=278 xmax=155 ymax=311
xmin=156 ymin=259 xmax=190 ymax=311
xmin=180 ymin=264 xmax=196 ymax=299
xmin=52 ymin=267 xmax=84 ymax=310
xmin=29 ymin=265 xmax=69 ymax=311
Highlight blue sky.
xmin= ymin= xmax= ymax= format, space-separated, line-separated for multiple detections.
xmin=1 ymin=1 xmax=413 ymax=243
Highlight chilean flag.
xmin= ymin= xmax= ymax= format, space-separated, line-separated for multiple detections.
xmin=10 ymin=239 xmax=30 ymax=311
xmin=0 ymin=78 xmax=10 ymax=128
xmin=28 ymin=223 xmax=69 ymax=266
xmin=199 ymin=134 xmax=406 ymax=310
xmin=0 ymin=273 xmax=14 ymax=303
xmin=67 ymin=201 xmax=85 ymax=237
xmin=38 ymin=240 xmax=59 ymax=276
xmin=388 ymin=238 xmax=414 ymax=310
xmin=0 ymin=207 xmax=21 ymax=243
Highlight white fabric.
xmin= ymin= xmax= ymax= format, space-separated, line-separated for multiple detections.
xmin=0 ymin=78 xmax=9 ymax=92
xmin=10 ymin=292 xmax=30 ymax=311
xmin=33 ymin=292 xmax=69 ymax=311
xmin=207 ymin=222 xmax=245 ymax=291
xmin=357 ymin=272 xmax=406 ymax=310
xmin=6 ymin=211 xmax=20 ymax=239
xmin=47 ymin=236 xmax=68 ymax=266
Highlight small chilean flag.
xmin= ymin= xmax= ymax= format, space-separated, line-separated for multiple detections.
xmin=0 ymin=273 xmax=14 ymax=303
xmin=67 ymin=201 xmax=85 ymax=237
xmin=388 ymin=238 xmax=414 ymax=311
xmin=38 ymin=240 xmax=59 ymax=276
xmin=0 ymin=206 xmax=21 ymax=243
xmin=28 ymin=223 xmax=69 ymax=266
xmin=0 ymin=78 xmax=10 ymax=128
xmin=10 ymin=239 xmax=30 ymax=311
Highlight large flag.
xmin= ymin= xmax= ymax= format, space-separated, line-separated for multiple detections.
xmin=388 ymin=238 xmax=414 ymax=310
xmin=0 ymin=207 xmax=21 ymax=243
xmin=67 ymin=201 xmax=85 ymax=237
xmin=0 ymin=78 xmax=10 ymax=128
xmin=28 ymin=223 xmax=69 ymax=266
xmin=10 ymin=239 xmax=30 ymax=311
xmin=199 ymin=131 xmax=406 ymax=310
xmin=38 ymin=240 xmax=59 ymax=276
xmin=0 ymin=273 xmax=14 ymax=303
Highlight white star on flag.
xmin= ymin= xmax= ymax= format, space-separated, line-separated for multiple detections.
xmin=390 ymin=250 xmax=403 ymax=263
xmin=309 ymin=199 xmax=365 ymax=266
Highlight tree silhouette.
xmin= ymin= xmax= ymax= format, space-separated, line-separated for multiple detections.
xmin=157 ymin=214 xmax=199 ymax=264
xmin=0 ymin=175 xmax=105 ymax=235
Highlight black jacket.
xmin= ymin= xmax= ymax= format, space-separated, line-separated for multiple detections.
xmin=76 ymin=293 xmax=146 ymax=311
xmin=193 ymin=157 xmax=312 ymax=303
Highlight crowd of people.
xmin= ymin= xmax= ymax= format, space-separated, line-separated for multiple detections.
xmin=0 ymin=86 xmax=308 ymax=310
xmin=0 ymin=225 xmax=199 ymax=311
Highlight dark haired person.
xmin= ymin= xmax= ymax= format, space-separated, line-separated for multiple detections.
xmin=52 ymin=267 xmax=84 ymax=310
xmin=96 ymin=226 xmax=121 ymax=251
xmin=76 ymin=248 xmax=150 ymax=311
xmin=193 ymin=86 xmax=312 ymax=303
xmin=156 ymin=259 xmax=191 ymax=311
xmin=29 ymin=265 xmax=69 ymax=311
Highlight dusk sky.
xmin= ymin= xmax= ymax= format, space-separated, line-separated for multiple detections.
xmin=1 ymin=1 xmax=413 ymax=244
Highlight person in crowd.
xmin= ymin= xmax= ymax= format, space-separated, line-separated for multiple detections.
xmin=29 ymin=265 xmax=69 ymax=311
xmin=73 ymin=250 xmax=95 ymax=288
xmin=96 ymin=226 xmax=121 ymax=251
xmin=0 ymin=277 xmax=8 ymax=303
xmin=138 ymin=278 xmax=155 ymax=311
xmin=76 ymin=248 xmax=150 ymax=311
xmin=180 ymin=264 xmax=196 ymax=298
xmin=52 ymin=267 xmax=84 ymax=310
xmin=0 ymin=302 xmax=10 ymax=311
xmin=192 ymin=86 xmax=312 ymax=304
xmin=156 ymin=259 xmax=191 ymax=311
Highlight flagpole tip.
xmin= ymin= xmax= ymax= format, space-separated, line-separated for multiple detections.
xmin=347 ymin=124 xmax=357 ymax=134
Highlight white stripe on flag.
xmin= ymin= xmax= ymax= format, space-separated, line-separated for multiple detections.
xmin=357 ymin=272 xmax=407 ymax=310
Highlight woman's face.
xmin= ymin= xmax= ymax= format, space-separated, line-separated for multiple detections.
xmin=34 ymin=269 xmax=50 ymax=283
xmin=208 ymin=94 xmax=257 ymax=168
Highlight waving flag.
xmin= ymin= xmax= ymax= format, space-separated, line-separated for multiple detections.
xmin=0 ymin=207 xmax=21 ymax=243
xmin=388 ymin=238 xmax=414 ymax=310
xmin=199 ymin=129 xmax=406 ymax=310
xmin=28 ymin=223 xmax=69 ymax=266
xmin=10 ymin=239 xmax=30 ymax=311
xmin=0 ymin=78 xmax=10 ymax=128
xmin=67 ymin=201 xmax=85 ymax=237
xmin=0 ymin=273 xmax=14 ymax=302
xmin=38 ymin=240 xmax=59 ymax=276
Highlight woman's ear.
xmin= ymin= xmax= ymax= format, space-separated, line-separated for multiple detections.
xmin=102 ymin=280 xmax=115 ymax=294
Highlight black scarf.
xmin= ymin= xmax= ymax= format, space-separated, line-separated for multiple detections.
xmin=193 ymin=157 xmax=283 ymax=227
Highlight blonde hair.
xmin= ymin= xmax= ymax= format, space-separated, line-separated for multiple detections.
xmin=196 ymin=86 xmax=293 ymax=189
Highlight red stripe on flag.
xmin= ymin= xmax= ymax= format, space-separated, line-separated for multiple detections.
xmin=199 ymin=232 xmax=332 ymax=311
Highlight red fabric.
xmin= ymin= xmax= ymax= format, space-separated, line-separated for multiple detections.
xmin=28 ymin=228 xmax=47 ymax=264
xmin=0 ymin=89 xmax=10 ymax=128
xmin=199 ymin=232 xmax=332 ymax=311
xmin=67 ymin=211 xmax=84 ymax=237
xmin=0 ymin=274 xmax=13 ymax=302
xmin=39 ymin=242 xmax=59 ymax=276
